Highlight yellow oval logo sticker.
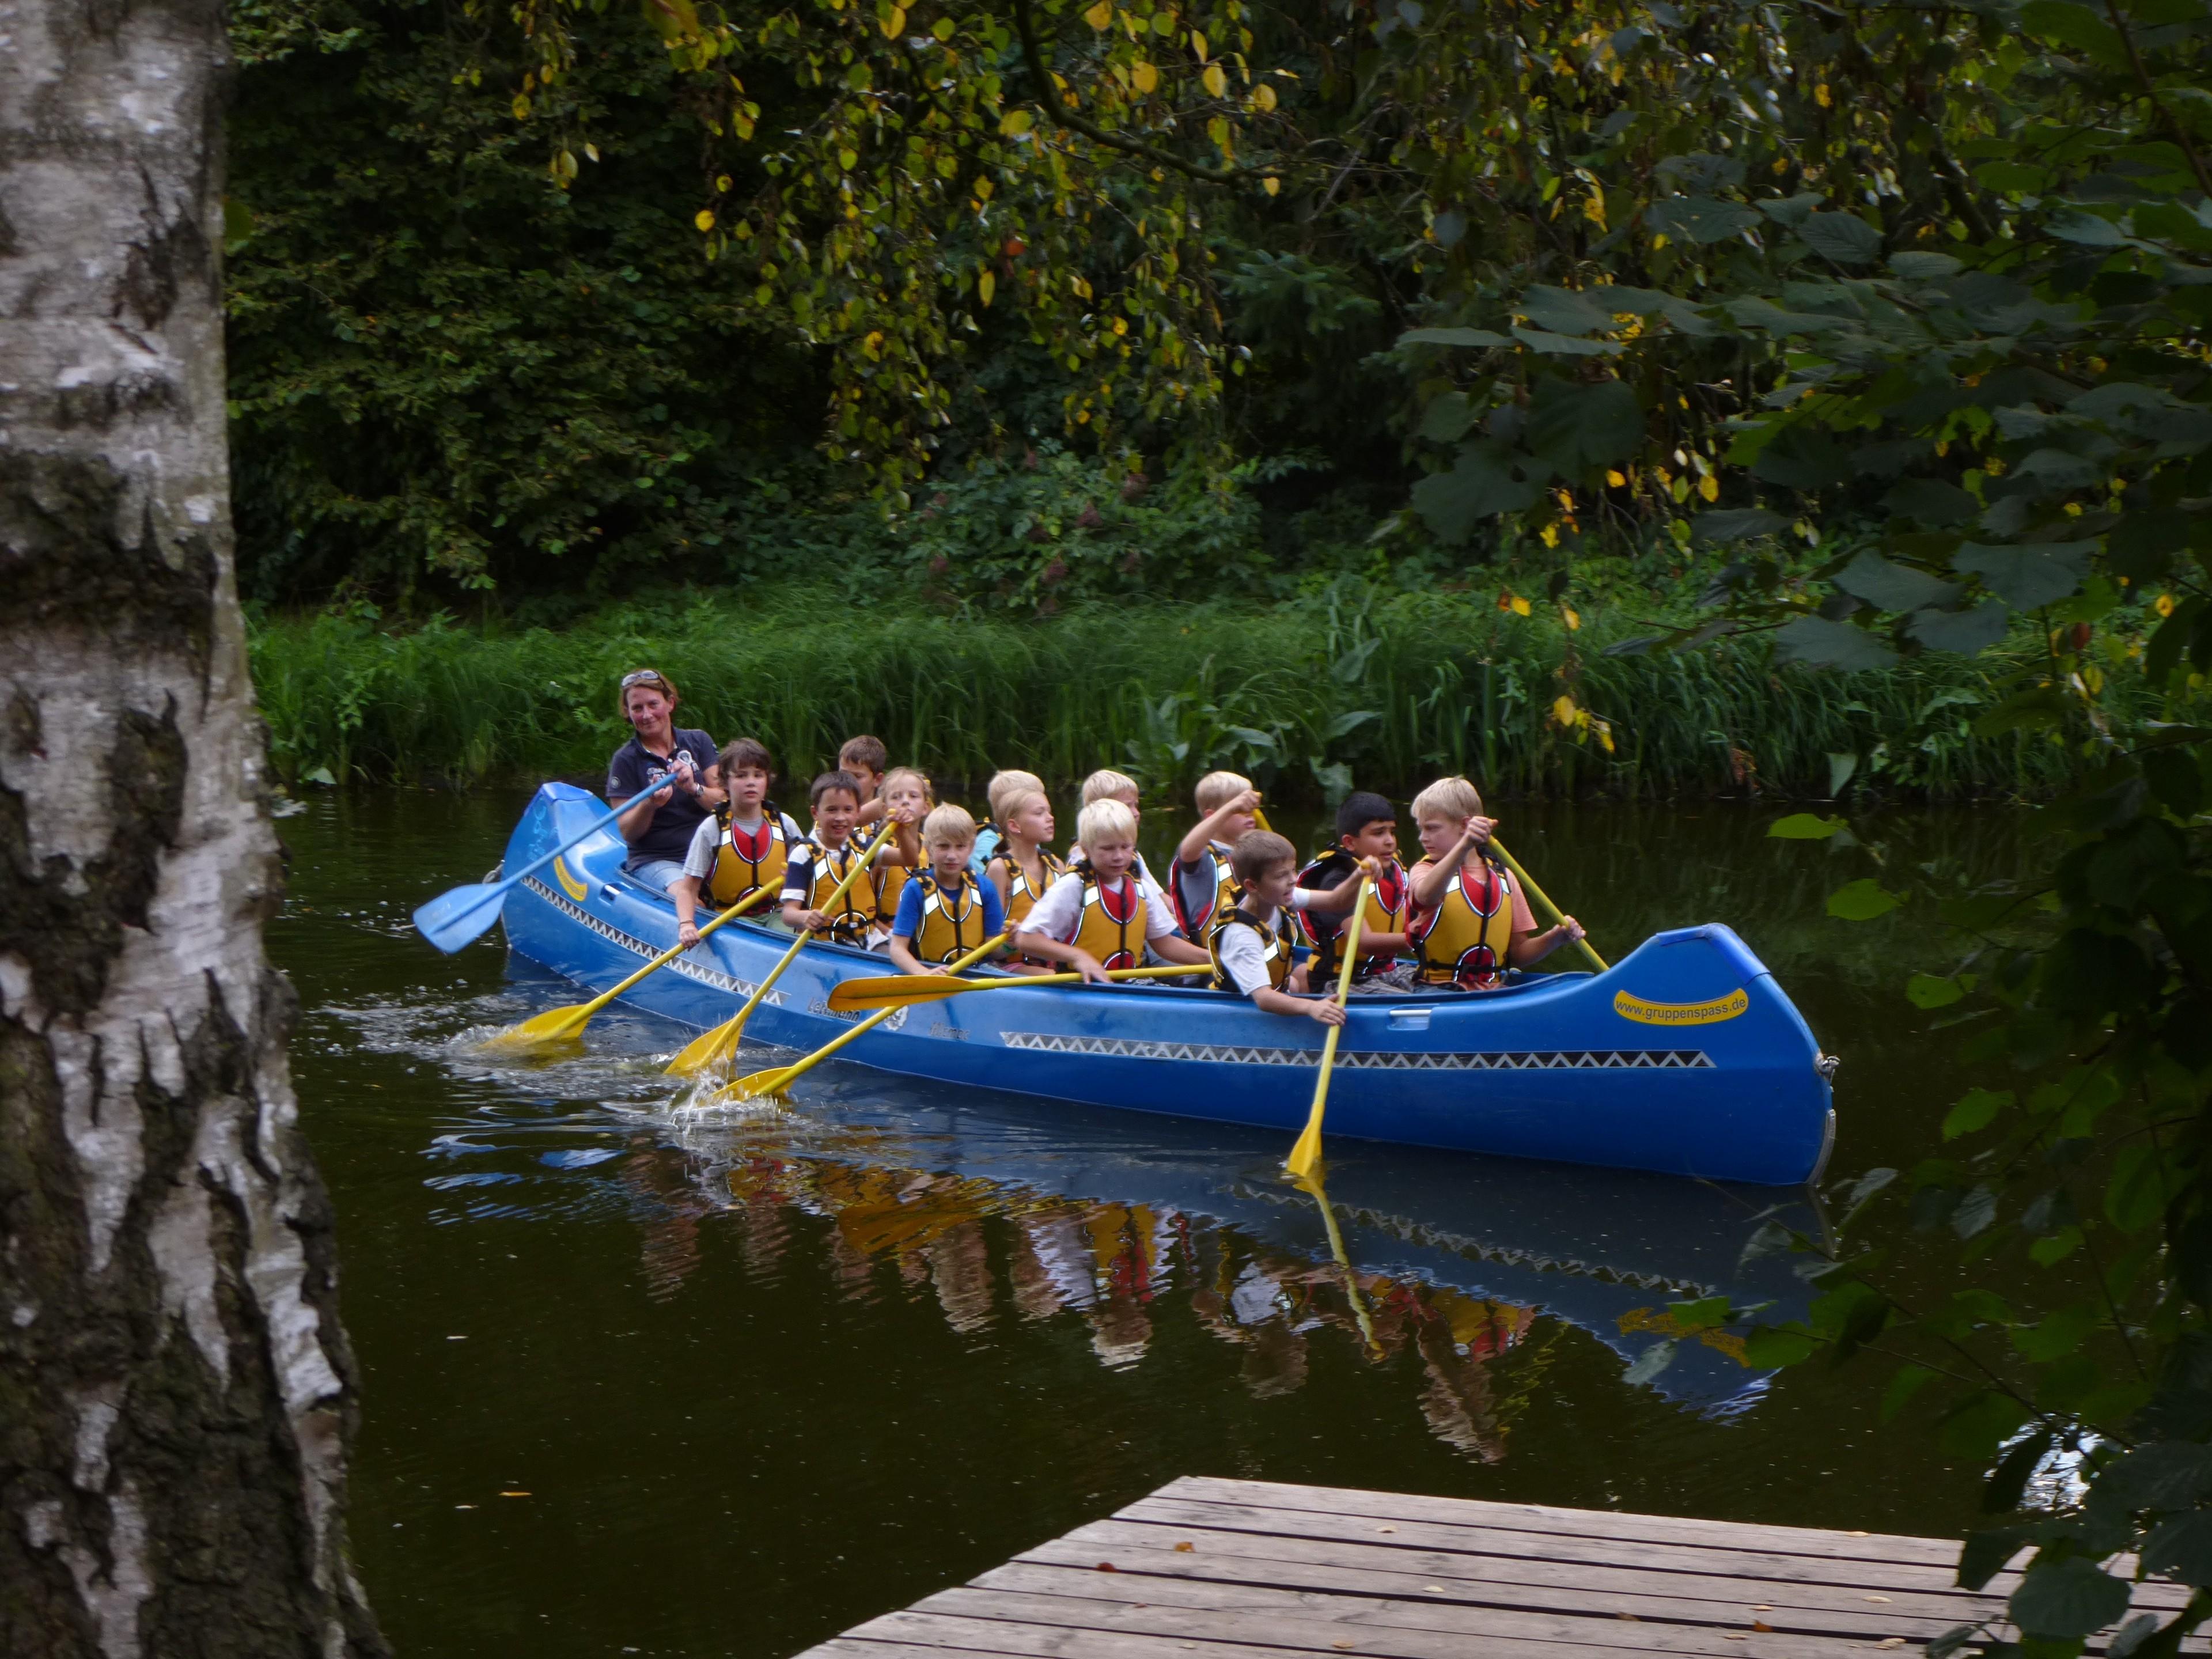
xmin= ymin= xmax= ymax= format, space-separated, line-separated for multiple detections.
xmin=1613 ymin=987 xmax=1749 ymax=1027
xmin=554 ymin=857 xmax=590 ymax=902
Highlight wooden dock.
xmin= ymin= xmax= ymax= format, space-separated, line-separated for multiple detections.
xmin=799 ymin=1475 xmax=2184 ymax=1659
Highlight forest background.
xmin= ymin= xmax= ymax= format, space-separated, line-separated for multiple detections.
xmin=226 ymin=0 xmax=2212 ymax=1647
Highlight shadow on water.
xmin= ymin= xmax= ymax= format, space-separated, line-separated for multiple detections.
xmin=272 ymin=786 xmax=2040 ymax=1659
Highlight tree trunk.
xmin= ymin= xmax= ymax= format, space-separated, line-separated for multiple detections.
xmin=0 ymin=0 xmax=385 ymax=1653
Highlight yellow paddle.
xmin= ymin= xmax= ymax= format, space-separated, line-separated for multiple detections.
xmin=664 ymin=821 xmax=897 ymax=1076
xmin=479 ymin=882 xmax=776 ymax=1056
xmin=827 ymin=962 xmax=1207 ymax=1013
xmin=710 ymin=933 xmax=1011 ymax=1105
xmin=1285 ymin=874 xmax=1372 ymax=1181
xmin=1489 ymin=835 xmax=1608 ymax=973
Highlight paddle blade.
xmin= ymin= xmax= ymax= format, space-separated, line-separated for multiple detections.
xmin=666 ymin=1014 xmax=744 ymax=1077
xmin=825 ymin=975 xmax=955 ymax=1013
xmin=413 ymin=882 xmax=507 ymax=953
xmin=476 ymin=1003 xmax=591 ymax=1055
xmin=717 ymin=1066 xmax=790 ymax=1104
xmin=1285 ymin=1119 xmax=1324 ymax=1181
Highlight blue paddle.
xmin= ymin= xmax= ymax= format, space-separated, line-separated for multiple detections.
xmin=414 ymin=786 xmax=666 ymax=953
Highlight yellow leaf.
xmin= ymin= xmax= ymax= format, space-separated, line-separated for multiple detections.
xmin=1594 ymin=718 xmax=1615 ymax=755
xmin=1085 ymin=0 xmax=1113 ymax=25
xmin=1249 ymin=81 xmax=1276 ymax=111
xmin=1698 ymin=473 xmax=1719 ymax=502
xmin=512 ymin=93 xmax=532 ymax=119
xmin=880 ymin=5 xmax=905 ymax=35
xmin=979 ymin=269 xmax=996 ymax=306
xmin=1000 ymin=108 xmax=1033 ymax=136
xmin=1132 ymin=61 xmax=1158 ymax=92
xmin=1652 ymin=232 xmax=1669 ymax=250
xmin=1191 ymin=28 xmax=1209 ymax=59
xmin=1605 ymin=469 xmax=1626 ymax=487
xmin=933 ymin=14 xmax=953 ymax=37
xmin=584 ymin=142 xmax=600 ymax=162
xmin=1582 ymin=192 xmax=1605 ymax=230
xmin=1111 ymin=315 xmax=1127 ymax=335
xmin=2157 ymin=593 xmax=2176 ymax=618
xmin=715 ymin=173 xmax=733 ymax=192
xmin=1552 ymin=695 xmax=1580 ymax=728
xmin=695 ymin=209 xmax=716 ymax=231
xmin=1203 ymin=63 xmax=1227 ymax=97
xmin=839 ymin=146 xmax=858 ymax=169
xmin=1562 ymin=605 xmax=1581 ymax=631
xmin=1262 ymin=176 xmax=1280 ymax=196
xmin=1539 ymin=524 xmax=1559 ymax=547
xmin=1509 ymin=594 xmax=1532 ymax=616
xmin=1815 ymin=83 xmax=1831 ymax=107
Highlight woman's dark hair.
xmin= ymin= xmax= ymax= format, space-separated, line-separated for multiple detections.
xmin=718 ymin=737 xmax=774 ymax=778
xmin=810 ymin=769 xmax=863 ymax=809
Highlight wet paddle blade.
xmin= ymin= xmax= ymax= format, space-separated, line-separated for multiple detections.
xmin=413 ymin=882 xmax=507 ymax=954
xmin=475 ymin=1004 xmax=591 ymax=1055
xmin=718 ymin=1065 xmax=791 ymax=1104
xmin=666 ymin=1015 xmax=744 ymax=1077
xmin=1285 ymin=1116 xmax=1325 ymax=1181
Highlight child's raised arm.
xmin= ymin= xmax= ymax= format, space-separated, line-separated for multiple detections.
xmin=1175 ymin=787 xmax=1262 ymax=866
xmin=1408 ymin=816 xmax=1497 ymax=909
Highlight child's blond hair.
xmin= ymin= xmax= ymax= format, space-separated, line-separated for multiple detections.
xmin=1077 ymin=797 xmax=1139 ymax=850
xmin=922 ymin=802 xmax=978 ymax=846
xmin=1194 ymin=770 xmax=1252 ymax=814
xmin=1082 ymin=768 xmax=1140 ymax=805
xmin=1411 ymin=775 xmax=1485 ymax=823
xmin=999 ymin=786 xmax=1051 ymax=827
xmin=882 ymin=766 xmax=935 ymax=804
xmin=986 ymin=768 xmax=1046 ymax=824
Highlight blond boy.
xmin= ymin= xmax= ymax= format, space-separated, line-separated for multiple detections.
xmin=1406 ymin=776 xmax=1584 ymax=990
xmin=1014 ymin=798 xmax=1209 ymax=983
xmin=886 ymin=803 xmax=1007 ymax=974
xmin=1169 ymin=768 xmax=1264 ymax=939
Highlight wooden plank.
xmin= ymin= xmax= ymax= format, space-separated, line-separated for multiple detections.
xmin=1156 ymin=1478 xmax=1967 ymax=1570
xmin=832 ymin=1608 xmax=1355 ymax=1659
xmin=939 ymin=1567 xmax=1884 ymax=1659
xmin=1026 ymin=1528 xmax=1985 ymax=1639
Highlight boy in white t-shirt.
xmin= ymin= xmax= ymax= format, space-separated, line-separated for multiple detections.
xmin=1013 ymin=798 xmax=1210 ymax=983
xmin=1209 ymin=830 xmax=1368 ymax=1026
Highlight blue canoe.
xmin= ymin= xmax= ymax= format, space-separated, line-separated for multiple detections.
xmin=494 ymin=783 xmax=1837 ymax=1186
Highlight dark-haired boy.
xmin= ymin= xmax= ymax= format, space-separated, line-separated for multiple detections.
xmin=780 ymin=770 xmax=881 ymax=944
xmin=1296 ymin=790 xmax=1414 ymax=991
xmin=839 ymin=734 xmax=889 ymax=829
xmin=1210 ymin=830 xmax=1369 ymax=1027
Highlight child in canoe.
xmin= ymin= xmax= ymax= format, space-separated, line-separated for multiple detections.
xmin=838 ymin=734 xmax=888 ymax=828
xmin=870 ymin=765 xmax=933 ymax=926
xmin=984 ymin=783 xmax=1065 ymax=974
xmin=1012 ymin=798 xmax=1211 ymax=983
xmin=1406 ymin=776 xmax=1584 ymax=990
xmin=1297 ymin=790 xmax=1415 ymax=991
xmin=1210 ymin=830 xmax=1369 ymax=1027
xmin=886 ymin=804 xmax=1007 ymax=975
xmin=1168 ymin=769 xmax=1263 ymax=941
xmin=1067 ymin=769 xmax=1157 ymax=882
xmin=672 ymin=738 xmax=806 ymax=946
xmin=779 ymin=770 xmax=883 ymax=945
xmin=974 ymin=768 xmax=1045 ymax=872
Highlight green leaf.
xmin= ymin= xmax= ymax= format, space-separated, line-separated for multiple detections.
xmin=1959 ymin=1524 xmax=2036 ymax=1590
xmin=2047 ymin=207 xmax=2129 ymax=246
xmin=1692 ymin=507 xmax=1788 ymax=544
xmin=1910 ymin=601 xmax=2013 ymax=654
xmin=1834 ymin=550 xmax=1962 ymax=612
xmin=2010 ymin=1555 xmax=2131 ymax=1641
xmin=1418 ymin=392 xmax=1480 ymax=443
xmin=1410 ymin=443 xmax=1544 ymax=541
xmin=1666 ymin=1294 xmax=1732 ymax=1331
xmin=1650 ymin=195 xmax=1761 ymax=243
xmin=1941 ymin=1389 xmax=2031 ymax=1461
xmin=1941 ymin=1086 xmax=2013 ymax=1139
xmin=1908 ymin=974 xmax=1967 ymax=1010
xmin=1517 ymin=286 xmax=1614 ymax=334
xmin=1828 ymin=878 xmax=1902 ymax=920
xmin=1397 ymin=326 xmax=1510 ymax=349
xmin=1525 ymin=378 xmax=1643 ymax=472
xmin=1510 ymin=326 xmax=1623 ymax=357
xmin=1986 ymin=1430 xmax=2055 ymax=1513
xmin=1881 ymin=1364 xmax=1936 ymax=1422
xmin=1741 ymin=1325 xmax=1816 ymax=1367
xmin=1768 ymin=813 xmax=1845 ymax=839
xmin=1882 ymin=477 xmax=1979 ymax=526
xmin=1777 ymin=618 xmax=1901 ymax=671
xmin=2012 ymin=1306 xmax=2097 ymax=1362
xmin=2018 ymin=0 xmax=2130 ymax=65
xmin=1798 ymin=211 xmax=1883 ymax=266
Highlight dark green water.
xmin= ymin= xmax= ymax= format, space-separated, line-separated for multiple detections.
xmin=272 ymin=789 xmax=2038 ymax=1658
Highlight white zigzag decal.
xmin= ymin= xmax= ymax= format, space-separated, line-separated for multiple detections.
xmin=521 ymin=877 xmax=785 ymax=1005
xmin=998 ymin=1032 xmax=1711 ymax=1070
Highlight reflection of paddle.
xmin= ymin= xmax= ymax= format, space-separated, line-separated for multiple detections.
xmin=416 ymin=789 xmax=656 ymax=953
xmin=1490 ymin=835 xmax=1608 ymax=973
xmin=480 ymin=885 xmax=776 ymax=1055
xmin=711 ymin=934 xmax=1010 ymax=1104
xmin=827 ymin=963 xmax=1207 ymax=1013
xmin=1291 ymin=1168 xmax=1382 ymax=1359
xmin=664 ymin=821 xmax=897 ymax=1077
xmin=1285 ymin=874 xmax=1372 ymax=1181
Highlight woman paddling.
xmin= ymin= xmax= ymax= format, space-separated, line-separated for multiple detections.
xmin=605 ymin=669 xmax=722 ymax=893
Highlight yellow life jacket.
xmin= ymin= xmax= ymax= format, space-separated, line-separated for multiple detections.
xmin=995 ymin=847 xmax=1069 ymax=965
xmin=789 ymin=836 xmax=879 ymax=944
xmin=1297 ymin=852 xmax=1410 ymax=983
xmin=1209 ymin=906 xmax=1296 ymax=994
xmin=1169 ymin=841 xmax=1241 ymax=943
xmin=707 ymin=805 xmax=791 ymax=907
xmin=1070 ymin=864 xmax=1150 ymax=972
xmin=1408 ymin=856 xmax=1515 ymax=990
xmin=910 ymin=871 xmax=988 ymax=964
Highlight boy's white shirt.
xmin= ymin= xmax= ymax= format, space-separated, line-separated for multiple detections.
xmin=1017 ymin=867 xmax=1180 ymax=943
xmin=680 ymin=808 xmax=806 ymax=880
xmin=1215 ymin=892 xmax=1317 ymax=997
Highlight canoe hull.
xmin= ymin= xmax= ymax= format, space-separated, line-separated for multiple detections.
xmin=496 ymin=784 xmax=1835 ymax=1185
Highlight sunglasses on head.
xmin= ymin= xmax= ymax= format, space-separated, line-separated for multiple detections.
xmin=620 ymin=669 xmax=668 ymax=690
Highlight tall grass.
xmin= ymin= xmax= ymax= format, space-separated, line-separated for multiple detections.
xmin=247 ymin=582 xmax=2119 ymax=801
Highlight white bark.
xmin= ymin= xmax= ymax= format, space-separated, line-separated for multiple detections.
xmin=0 ymin=0 xmax=382 ymax=1652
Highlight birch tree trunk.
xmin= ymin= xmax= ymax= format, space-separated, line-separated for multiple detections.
xmin=0 ymin=0 xmax=385 ymax=1652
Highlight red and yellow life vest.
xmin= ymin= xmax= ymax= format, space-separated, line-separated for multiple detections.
xmin=995 ymin=847 xmax=1068 ymax=965
xmin=1297 ymin=852 xmax=1409 ymax=982
xmin=1169 ymin=842 xmax=1240 ymax=943
xmin=788 ymin=837 xmax=879 ymax=944
xmin=910 ymin=871 xmax=989 ymax=964
xmin=1070 ymin=865 xmax=1148 ymax=971
xmin=707 ymin=807 xmax=791 ymax=907
xmin=1209 ymin=906 xmax=1296 ymax=993
xmin=1408 ymin=857 xmax=1516 ymax=990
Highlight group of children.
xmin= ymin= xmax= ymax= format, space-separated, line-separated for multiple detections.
xmin=662 ymin=734 xmax=1586 ymax=1028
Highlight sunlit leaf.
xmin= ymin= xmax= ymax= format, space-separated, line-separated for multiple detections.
xmin=1827 ymin=878 xmax=1902 ymax=921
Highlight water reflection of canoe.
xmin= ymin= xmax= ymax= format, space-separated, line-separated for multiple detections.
xmin=673 ymin=1082 xmax=1824 ymax=1415
xmin=500 ymin=783 xmax=1836 ymax=1185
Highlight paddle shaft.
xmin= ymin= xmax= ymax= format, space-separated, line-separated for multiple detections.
xmin=828 ymin=963 xmax=1205 ymax=1012
xmin=733 ymin=933 xmax=1009 ymax=1099
xmin=667 ymin=821 xmax=898 ymax=1074
xmin=1488 ymin=836 xmax=1608 ymax=973
xmin=1285 ymin=876 xmax=1371 ymax=1180
xmin=415 ymin=783 xmax=674 ymax=952
xmin=573 ymin=882 xmax=774 ymax=1020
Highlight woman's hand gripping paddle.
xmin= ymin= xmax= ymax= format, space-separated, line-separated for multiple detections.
xmin=825 ymin=962 xmax=1206 ymax=1013
xmin=478 ymin=884 xmax=776 ymax=1057
xmin=1284 ymin=874 xmax=1372 ymax=1182
xmin=1488 ymin=836 xmax=1608 ymax=974
xmin=415 ymin=789 xmax=656 ymax=954
xmin=664 ymin=821 xmax=897 ymax=1077
xmin=710 ymin=934 xmax=1009 ymax=1105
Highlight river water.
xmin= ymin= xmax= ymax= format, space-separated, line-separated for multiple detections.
xmin=271 ymin=788 xmax=2037 ymax=1657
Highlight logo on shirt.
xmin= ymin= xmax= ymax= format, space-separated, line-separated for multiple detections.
xmin=1612 ymin=987 xmax=1749 ymax=1027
